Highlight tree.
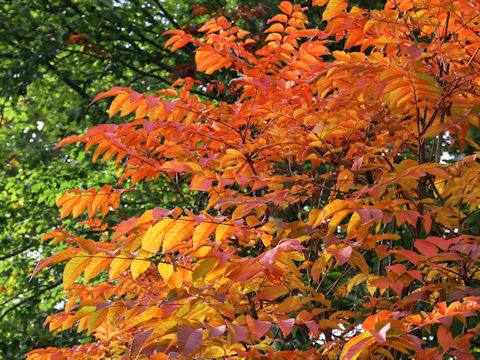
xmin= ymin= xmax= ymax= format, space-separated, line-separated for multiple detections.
xmin=27 ymin=0 xmax=480 ymax=359
xmin=0 ymin=1 xmax=278 ymax=357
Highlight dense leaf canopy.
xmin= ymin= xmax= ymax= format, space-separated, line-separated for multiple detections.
xmin=0 ymin=0 xmax=287 ymax=358
xmin=21 ymin=0 xmax=480 ymax=359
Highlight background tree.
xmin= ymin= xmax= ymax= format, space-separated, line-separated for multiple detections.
xmin=0 ymin=0 xmax=284 ymax=358
xmin=25 ymin=0 xmax=480 ymax=359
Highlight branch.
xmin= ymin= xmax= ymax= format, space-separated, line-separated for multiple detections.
xmin=46 ymin=62 xmax=90 ymax=101
xmin=152 ymin=0 xmax=181 ymax=29
xmin=0 ymin=244 xmax=35 ymax=261
xmin=0 ymin=279 xmax=62 ymax=322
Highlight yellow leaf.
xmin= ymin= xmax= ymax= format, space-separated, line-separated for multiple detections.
xmin=349 ymin=251 xmax=369 ymax=274
xmin=200 ymin=346 xmax=226 ymax=358
xmin=367 ymin=275 xmax=380 ymax=296
xmin=72 ymin=194 xmax=92 ymax=218
xmin=193 ymin=257 xmax=218 ymax=283
xmin=142 ymin=218 xmax=175 ymax=253
xmin=131 ymin=252 xmax=151 ymax=279
xmin=126 ymin=306 xmax=158 ymax=328
xmin=157 ymin=262 xmax=174 ymax=281
xmin=346 ymin=211 xmax=361 ymax=238
xmin=380 ymin=68 xmax=405 ymax=82
xmin=307 ymin=208 xmax=323 ymax=227
xmin=63 ymin=253 xmax=90 ymax=289
xmin=254 ymin=285 xmax=288 ymax=300
xmin=87 ymin=309 xmax=108 ymax=335
xmin=346 ymin=273 xmax=367 ymax=294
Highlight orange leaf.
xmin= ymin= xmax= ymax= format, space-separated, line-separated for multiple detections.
xmin=192 ymin=221 xmax=217 ymax=247
xmin=109 ymin=92 xmax=130 ymax=118
xmin=362 ymin=310 xmax=392 ymax=331
xmin=162 ymin=218 xmax=195 ymax=253
xmin=83 ymin=255 xmax=111 ymax=283
xmin=323 ymin=0 xmax=348 ymax=21
xmin=279 ymin=1 xmax=293 ymax=15
xmin=31 ymin=248 xmax=77 ymax=278
xmin=266 ymin=23 xmax=285 ymax=33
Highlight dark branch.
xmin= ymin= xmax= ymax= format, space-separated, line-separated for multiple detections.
xmin=0 ymin=279 xmax=62 ymax=322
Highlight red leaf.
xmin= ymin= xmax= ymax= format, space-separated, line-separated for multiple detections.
xmin=259 ymin=239 xmax=303 ymax=268
xmin=426 ymin=236 xmax=450 ymax=251
xmin=129 ymin=91 xmax=143 ymax=103
xmin=226 ymin=321 xmax=249 ymax=344
xmin=368 ymin=322 xmax=390 ymax=343
xmin=450 ymin=350 xmax=474 ymax=360
xmin=90 ymin=87 xmax=124 ymax=104
xmin=371 ymin=209 xmax=383 ymax=222
xmin=259 ymin=247 xmax=279 ymax=268
xmin=145 ymin=95 xmax=160 ymax=110
xmin=161 ymin=99 xmax=175 ymax=113
xmin=227 ymin=261 xmax=264 ymax=281
xmin=394 ymin=249 xmax=422 ymax=264
xmin=129 ymin=329 xmax=153 ymax=359
xmin=253 ymin=77 xmax=271 ymax=93
xmin=276 ymin=318 xmax=295 ymax=337
xmin=305 ymin=320 xmax=320 ymax=337
xmin=67 ymin=34 xmax=83 ymax=44
xmin=437 ymin=324 xmax=453 ymax=350
xmin=177 ymin=324 xmax=203 ymax=355
xmin=152 ymin=207 xmax=175 ymax=220
xmin=356 ymin=209 xmax=371 ymax=224
xmin=143 ymin=120 xmax=156 ymax=134
xmin=414 ymin=239 xmax=438 ymax=257
xmin=403 ymin=45 xmax=424 ymax=59
xmin=326 ymin=245 xmax=352 ymax=266
xmin=31 ymin=248 xmax=77 ymax=278
xmin=247 ymin=316 xmax=271 ymax=339
xmin=202 ymin=322 xmax=226 ymax=339
xmin=159 ymin=160 xmax=193 ymax=173
xmin=352 ymin=156 xmax=363 ymax=171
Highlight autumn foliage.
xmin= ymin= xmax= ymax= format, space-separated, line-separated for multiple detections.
xmin=27 ymin=0 xmax=480 ymax=359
